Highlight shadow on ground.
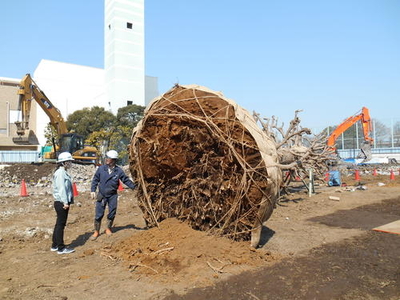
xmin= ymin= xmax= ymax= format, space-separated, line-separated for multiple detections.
xmin=162 ymin=197 xmax=400 ymax=300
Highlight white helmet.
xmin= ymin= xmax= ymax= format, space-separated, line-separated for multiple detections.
xmin=57 ymin=152 xmax=74 ymax=163
xmin=106 ymin=150 xmax=118 ymax=159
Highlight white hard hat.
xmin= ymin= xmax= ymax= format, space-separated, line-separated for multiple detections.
xmin=57 ymin=152 xmax=74 ymax=163
xmin=106 ymin=150 xmax=118 ymax=159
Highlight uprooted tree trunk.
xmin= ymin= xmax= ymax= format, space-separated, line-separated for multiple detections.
xmin=253 ymin=111 xmax=332 ymax=191
xmin=129 ymin=84 xmax=282 ymax=246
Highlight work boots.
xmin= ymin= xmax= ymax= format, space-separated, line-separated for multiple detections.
xmin=90 ymin=220 xmax=101 ymax=241
xmin=105 ymin=219 xmax=113 ymax=235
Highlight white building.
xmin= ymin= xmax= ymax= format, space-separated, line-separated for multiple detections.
xmin=33 ymin=59 xmax=107 ymax=146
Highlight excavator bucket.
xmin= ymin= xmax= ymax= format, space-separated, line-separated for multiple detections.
xmin=12 ymin=130 xmax=40 ymax=146
xmin=12 ymin=136 xmax=31 ymax=145
xmin=358 ymin=142 xmax=372 ymax=162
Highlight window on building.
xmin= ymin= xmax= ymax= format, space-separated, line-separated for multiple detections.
xmin=9 ymin=110 xmax=20 ymax=123
xmin=127 ymin=101 xmax=133 ymax=106
xmin=127 ymin=22 xmax=132 ymax=29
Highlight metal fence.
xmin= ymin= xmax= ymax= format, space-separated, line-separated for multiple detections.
xmin=0 ymin=151 xmax=40 ymax=163
xmin=338 ymin=147 xmax=400 ymax=160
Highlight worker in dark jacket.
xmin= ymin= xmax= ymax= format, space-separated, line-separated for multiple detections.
xmin=90 ymin=150 xmax=135 ymax=240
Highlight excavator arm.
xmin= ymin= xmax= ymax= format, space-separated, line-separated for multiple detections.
xmin=13 ymin=74 xmax=98 ymax=164
xmin=327 ymin=107 xmax=374 ymax=162
xmin=15 ymin=74 xmax=68 ymax=137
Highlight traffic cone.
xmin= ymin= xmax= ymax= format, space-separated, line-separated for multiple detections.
xmin=390 ymin=170 xmax=395 ymax=180
xmin=373 ymin=168 xmax=377 ymax=176
xmin=20 ymin=179 xmax=28 ymax=197
xmin=118 ymin=180 xmax=124 ymax=191
xmin=324 ymin=172 xmax=329 ymax=181
xmin=355 ymin=170 xmax=360 ymax=181
xmin=72 ymin=182 xmax=79 ymax=196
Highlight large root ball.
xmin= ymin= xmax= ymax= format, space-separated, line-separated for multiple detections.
xmin=129 ymin=84 xmax=281 ymax=242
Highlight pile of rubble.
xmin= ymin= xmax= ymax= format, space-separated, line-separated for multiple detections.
xmin=0 ymin=163 xmax=122 ymax=197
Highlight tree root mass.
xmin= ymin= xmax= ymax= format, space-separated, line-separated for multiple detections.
xmin=129 ymin=85 xmax=280 ymax=241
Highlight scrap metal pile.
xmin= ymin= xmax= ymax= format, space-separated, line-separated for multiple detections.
xmin=129 ymin=84 xmax=282 ymax=241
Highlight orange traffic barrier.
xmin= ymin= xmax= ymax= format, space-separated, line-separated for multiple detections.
xmin=355 ymin=170 xmax=360 ymax=181
xmin=72 ymin=182 xmax=79 ymax=196
xmin=118 ymin=180 xmax=124 ymax=191
xmin=390 ymin=170 xmax=395 ymax=180
xmin=20 ymin=179 xmax=29 ymax=197
xmin=373 ymin=168 xmax=377 ymax=176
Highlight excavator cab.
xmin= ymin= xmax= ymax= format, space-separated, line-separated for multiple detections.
xmin=59 ymin=133 xmax=84 ymax=153
xmin=42 ymin=133 xmax=98 ymax=164
xmin=59 ymin=133 xmax=98 ymax=164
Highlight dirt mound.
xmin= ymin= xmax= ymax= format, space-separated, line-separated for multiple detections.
xmin=0 ymin=163 xmax=56 ymax=184
xmin=107 ymin=218 xmax=280 ymax=285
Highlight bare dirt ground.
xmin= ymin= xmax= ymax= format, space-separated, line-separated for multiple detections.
xmin=0 ymin=163 xmax=399 ymax=299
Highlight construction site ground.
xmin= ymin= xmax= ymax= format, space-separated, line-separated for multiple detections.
xmin=0 ymin=163 xmax=399 ymax=300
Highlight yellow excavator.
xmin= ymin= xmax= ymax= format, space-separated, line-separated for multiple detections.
xmin=13 ymin=73 xmax=98 ymax=164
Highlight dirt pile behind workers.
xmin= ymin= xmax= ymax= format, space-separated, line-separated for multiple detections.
xmin=0 ymin=163 xmax=98 ymax=197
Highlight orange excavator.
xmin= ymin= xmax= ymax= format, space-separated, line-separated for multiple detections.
xmin=327 ymin=107 xmax=374 ymax=162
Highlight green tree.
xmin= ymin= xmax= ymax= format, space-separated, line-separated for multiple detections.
xmin=108 ymin=125 xmax=135 ymax=165
xmin=68 ymin=104 xmax=145 ymax=165
xmin=116 ymin=104 xmax=145 ymax=128
xmin=44 ymin=123 xmax=59 ymax=146
xmin=66 ymin=106 xmax=116 ymax=141
xmin=111 ymin=105 xmax=145 ymax=164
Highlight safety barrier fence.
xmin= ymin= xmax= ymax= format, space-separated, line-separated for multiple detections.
xmin=0 ymin=151 xmax=40 ymax=163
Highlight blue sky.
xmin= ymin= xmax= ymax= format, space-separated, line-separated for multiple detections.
xmin=1 ymin=0 xmax=399 ymax=132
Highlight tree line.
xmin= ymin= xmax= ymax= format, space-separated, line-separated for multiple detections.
xmin=45 ymin=104 xmax=145 ymax=165
xmin=44 ymin=104 xmax=399 ymax=165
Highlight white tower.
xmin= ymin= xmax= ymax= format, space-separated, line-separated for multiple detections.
xmin=104 ymin=0 xmax=145 ymax=114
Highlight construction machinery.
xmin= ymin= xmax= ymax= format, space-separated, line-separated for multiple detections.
xmin=327 ymin=107 xmax=374 ymax=162
xmin=13 ymin=74 xmax=98 ymax=164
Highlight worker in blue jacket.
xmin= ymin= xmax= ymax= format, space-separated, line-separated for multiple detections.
xmin=90 ymin=150 xmax=135 ymax=240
